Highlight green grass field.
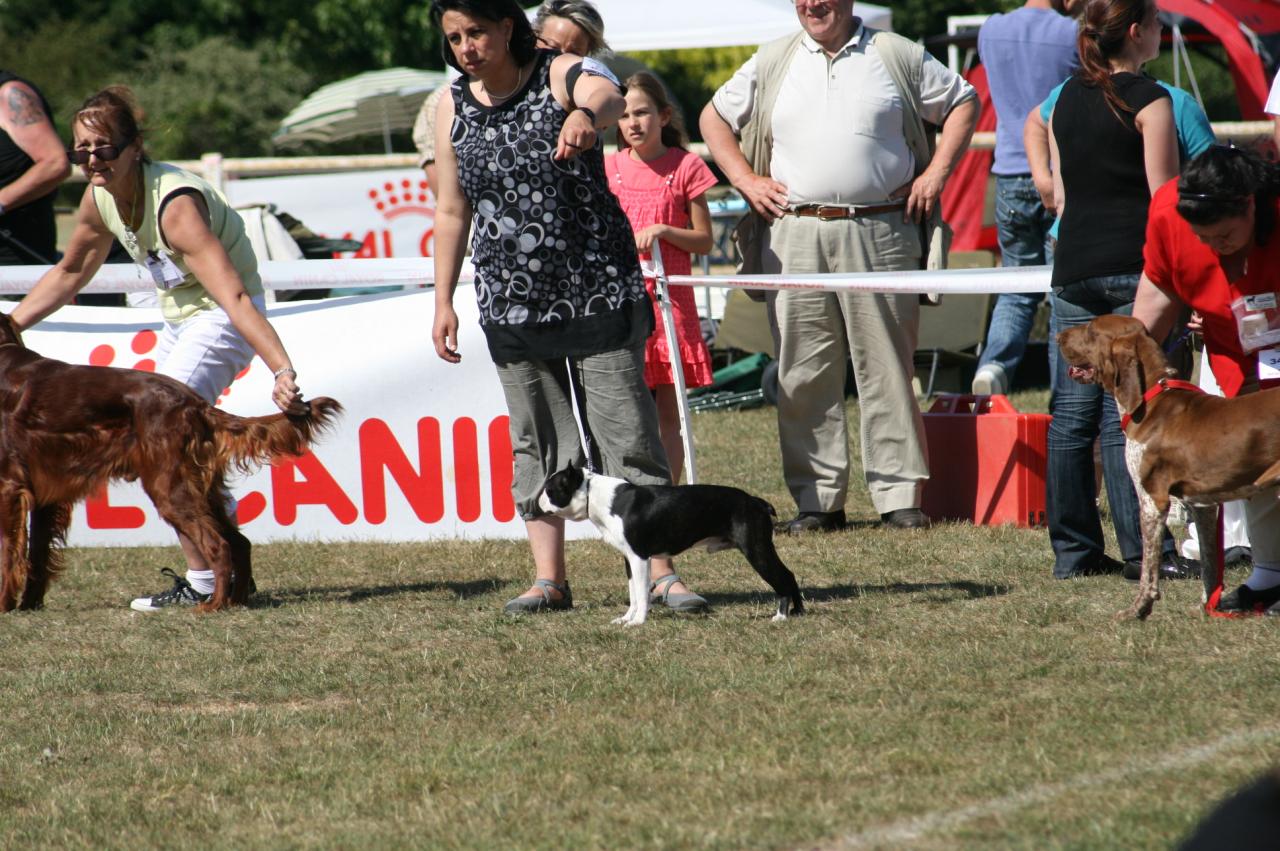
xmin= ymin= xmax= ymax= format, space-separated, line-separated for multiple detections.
xmin=1 ymin=390 xmax=1276 ymax=849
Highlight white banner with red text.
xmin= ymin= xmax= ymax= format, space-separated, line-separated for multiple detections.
xmin=7 ymin=288 xmax=550 ymax=546
xmin=0 ymin=260 xmax=1055 ymax=547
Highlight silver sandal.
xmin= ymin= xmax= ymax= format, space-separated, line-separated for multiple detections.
xmin=503 ymin=578 xmax=573 ymax=614
xmin=650 ymin=573 xmax=709 ymax=613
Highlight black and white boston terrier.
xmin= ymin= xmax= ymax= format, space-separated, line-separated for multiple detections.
xmin=537 ymin=465 xmax=804 ymax=626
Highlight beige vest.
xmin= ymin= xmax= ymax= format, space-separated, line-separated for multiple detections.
xmin=93 ymin=161 xmax=263 ymax=322
xmin=732 ymin=28 xmax=953 ymax=278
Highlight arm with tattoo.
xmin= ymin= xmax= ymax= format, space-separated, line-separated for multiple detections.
xmin=6 ymin=85 xmax=46 ymax=127
xmin=0 ymin=81 xmax=72 ymax=214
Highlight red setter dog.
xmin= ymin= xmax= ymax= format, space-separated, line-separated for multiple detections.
xmin=0 ymin=311 xmax=341 ymax=612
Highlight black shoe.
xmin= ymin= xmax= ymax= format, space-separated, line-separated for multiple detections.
xmin=1216 ymin=583 xmax=1280 ymax=613
xmin=1075 ymin=554 xmax=1127 ymax=577
xmin=1224 ymin=545 xmax=1252 ymax=568
xmin=784 ymin=510 xmax=846 ymax=535
xmin=879 ymin=508 xmax=931 ymax=529
xmin=1122 ymin=552 xmax=1201 ymax=582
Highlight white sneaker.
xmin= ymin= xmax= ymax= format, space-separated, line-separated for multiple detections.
xmin=971 ymin=363 xmax=1009 ymax=396
xmin=130 ymin=568 xmax=209 ymax=612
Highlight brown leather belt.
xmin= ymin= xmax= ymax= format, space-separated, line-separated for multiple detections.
xmin=789 ymin=202 xmax=905 ymax=220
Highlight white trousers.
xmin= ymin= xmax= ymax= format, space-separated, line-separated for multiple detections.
xmin=154 ymin=297 xmax=264 ymax=521
xmin=155 ymin=297 xmax=262 ymax=404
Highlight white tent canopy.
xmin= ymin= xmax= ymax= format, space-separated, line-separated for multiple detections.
xmin=530 ymin=0 xmax=893 ymax=53
xmin=274 ymin=68 xmax=451 ymax=150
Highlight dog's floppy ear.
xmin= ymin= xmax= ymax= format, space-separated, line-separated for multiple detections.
xmin=1106 ymin=332 xmax=1148 ymax=414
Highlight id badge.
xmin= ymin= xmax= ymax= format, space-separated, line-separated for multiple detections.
xmin=143 ymin=250 xmax=185 ymax=289
xmin=1229 ymin=292 xmax=1280 ymax=352
xmin=1258 ymin=346 xmax=1280 ymax=382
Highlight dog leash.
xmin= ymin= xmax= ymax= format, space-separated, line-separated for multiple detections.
xmin=0 ymin=227 xmax=53 ymax=266
xmin=562 ymin=356 xmax=599 ymax=474
xmin=1163 ymin=324 xmax=1195 ymax=358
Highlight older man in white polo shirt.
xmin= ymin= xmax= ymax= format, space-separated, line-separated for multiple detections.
xmin=700 ymin=0 xmax=978 ymax=533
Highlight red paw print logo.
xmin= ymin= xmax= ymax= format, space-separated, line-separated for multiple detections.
xmin=87 ymin=329 xmax=248 ymax=406
xmin=369 ymin=178 xmax=433 ymax=220
xmin=88 ymin=329 xmax=160 ymax=372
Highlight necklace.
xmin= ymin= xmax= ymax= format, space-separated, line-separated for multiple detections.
xmin=118 ymin=167 xmax=143 ymax=257
xmin=480 ymin=63 xmax=526 ymax=102
xmin=1223 ymin=244 xmax=1252 ymax=282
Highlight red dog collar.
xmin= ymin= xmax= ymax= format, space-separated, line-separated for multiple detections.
xmin=1119 ymin=378 xmax=1203 ymax=431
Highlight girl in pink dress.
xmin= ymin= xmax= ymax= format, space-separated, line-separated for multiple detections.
xmin=607 ymin=72 xmax=717 ymax=482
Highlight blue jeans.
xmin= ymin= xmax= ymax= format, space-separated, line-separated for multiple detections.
xmin=1048 ymin=275 xmax=1143 ymax=578
xmin=978 ymin=175 xmax=1055 ymax=377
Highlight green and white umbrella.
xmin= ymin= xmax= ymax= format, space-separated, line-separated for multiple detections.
xmin=273 ymin=67 xmax=451 ymax=152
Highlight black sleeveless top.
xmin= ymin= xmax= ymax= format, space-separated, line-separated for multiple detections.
xmin=449 ymin=50 xmax=651 ymax=364
xmin=0 ymin=71 xmax=57 ymax=265
xmin=1051 ymin=73 xmax=1170 ymax=289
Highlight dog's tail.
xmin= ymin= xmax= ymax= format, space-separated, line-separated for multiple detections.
xmin=0 ymin=311 xmax=23 ymax=347
xmin=207 ymin=397 xmax=343 ymax=474
xmin=753 ymin=496 xmax=778 ymax=520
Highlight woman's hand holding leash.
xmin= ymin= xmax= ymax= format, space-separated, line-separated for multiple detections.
xmin=555 ymin=107 xmax=596 ymax=160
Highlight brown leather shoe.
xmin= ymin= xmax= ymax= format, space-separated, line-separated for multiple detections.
xmin=785 ymin=510 xmax=846 ymax=535
xmin=879 ymin=508 xmax=931 ymax=529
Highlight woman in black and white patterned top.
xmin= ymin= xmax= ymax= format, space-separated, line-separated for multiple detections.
xmin=430 ymin=0 xmax=706 ymax=616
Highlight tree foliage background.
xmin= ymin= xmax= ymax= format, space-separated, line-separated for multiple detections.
xmin=0 ymin=0 xmax=1250 ymax=159
xmin=0 ymin=0 xmax=440 ymax=158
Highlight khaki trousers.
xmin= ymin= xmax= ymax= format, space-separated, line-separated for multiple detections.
xmin=764 ymin=212 xmax=929 ymax=515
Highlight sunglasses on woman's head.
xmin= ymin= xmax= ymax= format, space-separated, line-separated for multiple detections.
xmin=67 ymin=138 xmax=134 ymax=165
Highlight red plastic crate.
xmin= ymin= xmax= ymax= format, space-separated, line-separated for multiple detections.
xmin=921 ymin=394 xmax=1050 ymax=528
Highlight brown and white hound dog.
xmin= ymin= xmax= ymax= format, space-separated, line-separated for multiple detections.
xmin=1057 ymin=314 xmax=1280 ymax=620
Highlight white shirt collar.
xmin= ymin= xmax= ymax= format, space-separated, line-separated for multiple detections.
xmin=799 ymin=17 xmax=865 ymax=56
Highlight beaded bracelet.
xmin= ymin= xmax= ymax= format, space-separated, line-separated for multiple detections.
xmin=273 ymin=366 xmax=297 ymax=380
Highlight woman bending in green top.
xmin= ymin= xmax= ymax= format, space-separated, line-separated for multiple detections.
xmin=11 ymin=86 xmax=307 ymax=612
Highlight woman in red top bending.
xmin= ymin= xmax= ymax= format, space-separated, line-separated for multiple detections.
xmin=1134 ymin=144 xmax=1280 ymax=614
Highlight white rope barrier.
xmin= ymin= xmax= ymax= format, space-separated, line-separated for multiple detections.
xmin=0 ymin=258 xmax=1050 ymax=295
xmin=665 ymin=263 xmax=1051 ymax=295
xmin=0 ymin=258 xmax=446 ymax=294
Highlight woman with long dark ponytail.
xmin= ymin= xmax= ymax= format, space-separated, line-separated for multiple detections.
xmin=1046 ymin=0 xmax=1181 ymax=580
xmin=1134 ymin=145 xmax=1280 ymax=614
